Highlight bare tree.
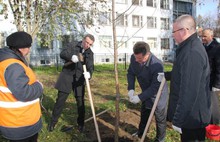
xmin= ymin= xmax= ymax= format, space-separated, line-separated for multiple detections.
xmin=196 ymin=0 xmax=220 ymax=37
xmin=197 ymin=14 xmax=218 ymax=29
xmin=111 ymin=1 xmax=120 ymax=141
xmin=215 ymin=0 xmax=220 ymax=37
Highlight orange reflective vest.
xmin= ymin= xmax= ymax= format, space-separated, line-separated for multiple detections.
xmin=0 ymin=59 xmax=41 ymax=127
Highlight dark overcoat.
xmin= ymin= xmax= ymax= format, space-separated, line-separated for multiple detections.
xmin=167 ymin=33 xmax=211 ymax=129
xmin=205 ymin=38 xmax=220 ymax=89
xmin=205 ymin=38 xmax=220 ymax=124
xmin=55 ymin=41 xmax=94 ymax=94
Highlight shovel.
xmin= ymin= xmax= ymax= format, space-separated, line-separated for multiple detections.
xmin=79 ymin=53 xmax=101 ymax=142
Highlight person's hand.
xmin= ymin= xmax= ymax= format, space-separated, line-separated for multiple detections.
xmin=172 ymin=125 xmax=182 ymax=134
xmin=71 ymin=55 xmax=79 ymax=63
xmin=83 ymin=71 xmax=90 ymax=79
xmin=128 ymin=90 xmax=134 ymax=102
xmin=130 ymin=95 xmax=140 ymax=104
xmin=128 ymin=90 xmax=134 ymax=98
xmin=157 ymin=72 xmax=164 ymax=82
xmin=212 ymin=87 xmax=220 ymax=91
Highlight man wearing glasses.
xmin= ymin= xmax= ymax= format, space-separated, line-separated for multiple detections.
xmin=167 ymin=15 xmax=211 ymax=141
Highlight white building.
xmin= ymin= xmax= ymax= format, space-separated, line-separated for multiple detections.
xmin=0 ymin=0 xmax=196 ymax=66
xmin=85 ymin=0 xmax=196 ymax=64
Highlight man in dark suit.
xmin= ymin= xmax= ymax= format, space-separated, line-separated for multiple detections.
xmin=202 ymin=28 xmax=220 ymax=124
xmin=48 ymin=34 xmax=95 ymax=133
xmin=127 ymin=41 xmax=168 ymax=142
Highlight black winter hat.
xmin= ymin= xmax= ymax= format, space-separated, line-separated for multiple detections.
xmin=6 ymin=31 xmax=32 ymax=49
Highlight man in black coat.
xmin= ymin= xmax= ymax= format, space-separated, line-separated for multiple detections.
xmin=48 ymin=34 xmax=95 ymax=133
xmin=167 ymin=15 xmax=211 ymax=141
xmin=202 ymin=28 xmax=220 ymax=124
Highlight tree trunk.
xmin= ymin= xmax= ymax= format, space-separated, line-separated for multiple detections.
xmin=112 ymin=0 xmax=120 ymax=141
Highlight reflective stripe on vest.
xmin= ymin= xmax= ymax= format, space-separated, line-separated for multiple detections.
xmin=0 ymin=86 xmax=12 ymax=93
xmin=0 ymin=98 xmax=39 ymax=108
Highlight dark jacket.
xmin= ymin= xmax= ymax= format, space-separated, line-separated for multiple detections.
xmin=55 ymin=41 xmax=94 ymax=93
xmin=205 ymin=38 xmax=220 ymax=89
xmin=167 ymin=33 xmax=211 ymax=129
xmin=127 ymin=53 xmax=168 ymax=110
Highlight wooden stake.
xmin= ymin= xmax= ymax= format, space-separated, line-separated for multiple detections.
xmin=79 ymin=53 xmax=101 ymax=142
xmin=140 ymin=77 xmax=166 ymax=142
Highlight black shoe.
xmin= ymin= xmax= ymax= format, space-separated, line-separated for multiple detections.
xmin=78 ymin=125 xmax=84 ymax=133
xmin=47 ymin=122 xmax=56 ymax=132
xmin=60 ymin=125 xmax=74 ymax=132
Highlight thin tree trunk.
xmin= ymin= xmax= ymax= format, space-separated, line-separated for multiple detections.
xmin=112 ymin=0 xmax=120 ymax=141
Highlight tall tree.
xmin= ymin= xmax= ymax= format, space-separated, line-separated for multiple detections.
xmin=1 ymin=1 xmax=85 ymax=36
xmin=0 ymin=0 xmax=109 ymax=63
xmin=197 ymin=0 xmax=220 ymax=37
xmin=0 ymin=0 xmax=105 ymax=41
xmin=197 ymin=14 xmax=218 ymax=29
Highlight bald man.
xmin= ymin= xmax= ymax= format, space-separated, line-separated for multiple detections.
xmin=167 ymin=15 xmax=211 ymax=142
xmin=202 ymin=28 xmax=220 ymax=124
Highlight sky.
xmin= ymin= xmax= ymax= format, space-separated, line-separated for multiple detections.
xmin=196 ymin=0 xmax=219 ymax=19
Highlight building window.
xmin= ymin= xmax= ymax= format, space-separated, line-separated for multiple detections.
xmin=116 ymin=13 xmax=128 ymax=27
xmin=119 ymin=58 xmax=126 ymax=62
xmin=132 ymin=0 xmax=142 ymax=6
xmin=161 ymin=18 xmax=169 ymax=30
xmin=173 ymin=1 xmax=192 ymax=18
xmin=98 ymin=12 xmax=111 ymax=26
xmin=146 ymin=0 xmax=157 ymax=7
xmin=102 ymin=58 xmax=110 ymax=62
xmin=161 ymin=38 xmax=169 ymax=49
xmin=40 ymin=60 xmax=51 ymax=65
xmin=116 ymin=0 xmax=128 ymax=4
xmin=100 ymin=36 xmax=112 ymax=48
xmin=160 ymin=0 xmax=169 ymax=9
xmin=147 ymin=16 xmax=157 ymax=28
xmin=132 ymin=15 xmax=143 ymax=27
xmin=147 ymin=38 xmax=157 ymax=48
xmin=117 ymin=36 xmax=128 ymax=48
xmin=132 ymin=37 xmax=144 ymax=46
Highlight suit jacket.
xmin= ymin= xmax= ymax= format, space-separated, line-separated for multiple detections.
xmin=127 ymin=53 xmax=168 ymax=110
xmin=55 ymin=41 xmax=94 ymax=93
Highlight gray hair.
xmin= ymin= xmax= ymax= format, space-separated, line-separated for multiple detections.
xmin=203 ymin=28 xmax=214 ymax=36
xmin=174 ymin=14 xmax=196 ymax=33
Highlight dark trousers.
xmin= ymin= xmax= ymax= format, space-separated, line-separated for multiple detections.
xmin=210 ymin=91 xmax=220 ymax=124
xmin=138 ymin=103 xmax=167 ymax=142
xmin=181 ymin=127 xmax=206 ymax=142
xmin=9 ymin=133 xmax=38 ymax=142
xmin=51 ymin=84 xmax=85 ymax=126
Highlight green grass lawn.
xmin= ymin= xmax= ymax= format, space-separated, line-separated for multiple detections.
xmin=0 ymin=63 xmax=182 ymax=142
